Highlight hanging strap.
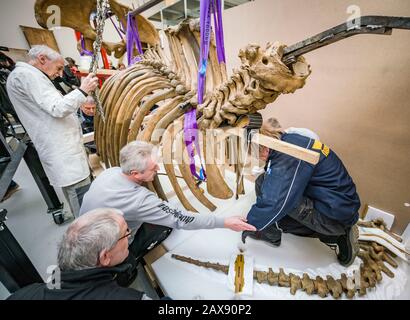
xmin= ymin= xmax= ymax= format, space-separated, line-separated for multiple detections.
xmin=126 ymin=13 xmax=143 ymax=65
xmin=77 ymin=32 xmax=93 ymax=56
xmin=183 ymin=104 xmax=207 ymax=181
xmin=212 ymin=0 xmax=226 ymax=64
xmin=183 ymin=0 xmax=213 ymax=182
xmin=109 ymin=14 xmax=125 ymax=40
xmin=100 ymin=46 xmax=109 ymax=70
xmin=197 ymin=0 xmax=212 ymax=104
xmin=183 ymin=0 xmax=227 ymax=181
xmin=197 ymin=0 xmax=226 ymax=103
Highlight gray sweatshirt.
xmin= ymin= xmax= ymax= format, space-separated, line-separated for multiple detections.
xmin=79 ymin=167 xmax=225 ymax=241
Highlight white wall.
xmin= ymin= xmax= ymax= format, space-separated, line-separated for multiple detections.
xmin=222 ymin=0 xmax=410 ymax=233
xmin=0 ymin=0 xmax=39 ymax=50
xmin=0 ymin=0 xmax=81 ymax=62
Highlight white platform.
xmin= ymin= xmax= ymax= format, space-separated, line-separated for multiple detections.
xmin=151 ymin=170 xmax=410 ymax=300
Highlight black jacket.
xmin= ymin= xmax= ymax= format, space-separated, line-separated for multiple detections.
xmin=7 ymin=264 xmax=144 ymax=300
xmin=62 ymin=65 xmax=80 ymax=88
xmin=248 ymin=133 xmax=360 ymax=230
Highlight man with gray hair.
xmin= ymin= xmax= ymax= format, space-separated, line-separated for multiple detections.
xmin=6 ymin=45 xmax=99 ymax=218
xmin=80 ymin=141 xmax=256 ymax=275
xmin=7 ymin=208 xmax=149 ymax=299
xmin=78 ymin=95 xmax=95 ymax=134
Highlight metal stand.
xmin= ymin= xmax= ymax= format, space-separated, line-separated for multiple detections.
xmin=22 ymin=140 xmax=65 ymax=224
xmin=0 ymin=135 xmax=26 ymax=201
xmin=0 ymin=132 xmax=65 ymax=225
xmin=0 ymin=208 xmax=43 ymax=293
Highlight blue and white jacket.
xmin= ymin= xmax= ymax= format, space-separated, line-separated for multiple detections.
xmin=247 ymin=133 xmax=360 ymax=230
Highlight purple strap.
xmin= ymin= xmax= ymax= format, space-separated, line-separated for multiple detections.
xmin=109 ymin=15 xmax=124 ymax=40
xmin=184 ymin=107 xmax=207 ymax=181
xmin=197 ymin=0 xmax=226 ymax=104
xmin=197 ymin=0 xmax=212 ymax=105
xmin=182 ymin=0 xmax=212 ymax=181
xmin=213 ymin=0 xmax=226 ymax=63
xmin=80 ymin=34 xmax=93 ymax=56
xmin=184 ymin=0 xmax=226 ymax=180
xmin=126 ymin=13 xmax=143 ymax=65
xmin=183 ymin=0 xmax=227 ymax=181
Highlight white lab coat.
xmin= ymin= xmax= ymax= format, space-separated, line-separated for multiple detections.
xmin=7 ymin=62 xmax=90 ymax=187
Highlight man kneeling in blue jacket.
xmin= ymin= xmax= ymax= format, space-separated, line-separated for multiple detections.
xmin=243 ymin=118 xmax=360 ymax=266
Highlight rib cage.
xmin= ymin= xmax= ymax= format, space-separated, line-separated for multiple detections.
xmin=95 ymin=18 xmax=311 ymax=213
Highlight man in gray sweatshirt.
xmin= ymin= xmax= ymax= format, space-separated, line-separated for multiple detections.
xmin=80 ymin=141 xmax=255 ymax=270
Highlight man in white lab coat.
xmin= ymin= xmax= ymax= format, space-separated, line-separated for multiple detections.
xmin=6 ymin=45 xmax=99 ymax=217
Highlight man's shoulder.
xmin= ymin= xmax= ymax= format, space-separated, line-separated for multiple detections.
xmin=10 ymin=62 xmax=35 ymax=75
xmin=98 ymin=167 xmax=122 ymax=177
xmin=101 ymin=284 xmax=144 ymax=300
xmin=285 ymin=127 xmax=320 ymax=140
xmin=8 ymin=63 xmax=40 ymax=85
xmin=7 ymin=282 xmax=144 ymax=300
xmin=89 ymin=167 xmax=135 ymax=193
xmin=6 ymin=283 xmax=46 ymax=300
xmin=281 ymin=132 xmax=314 ymax=148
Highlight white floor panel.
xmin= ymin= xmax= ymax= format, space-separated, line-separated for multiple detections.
xmin=152 ymin=226 xmax=410 ymax=300
xmin=151 ymin=172 xmax=410 ymax=300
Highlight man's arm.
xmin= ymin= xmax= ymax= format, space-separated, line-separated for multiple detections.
xmin=134 ymin=190 xmax=255 ymax=232
xmin=11 ymin=72 xmax=98 ymax=118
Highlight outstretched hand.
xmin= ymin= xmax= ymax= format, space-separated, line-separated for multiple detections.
xmin=224 ymin=216 xmax=257 ymax=232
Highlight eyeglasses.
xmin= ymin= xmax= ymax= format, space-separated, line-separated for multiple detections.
xmin=117 ymin=228 xmax=132 ymax=242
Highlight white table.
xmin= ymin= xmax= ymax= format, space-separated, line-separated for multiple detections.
xmin=152 ymin=170 xmax=410 ymax=300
